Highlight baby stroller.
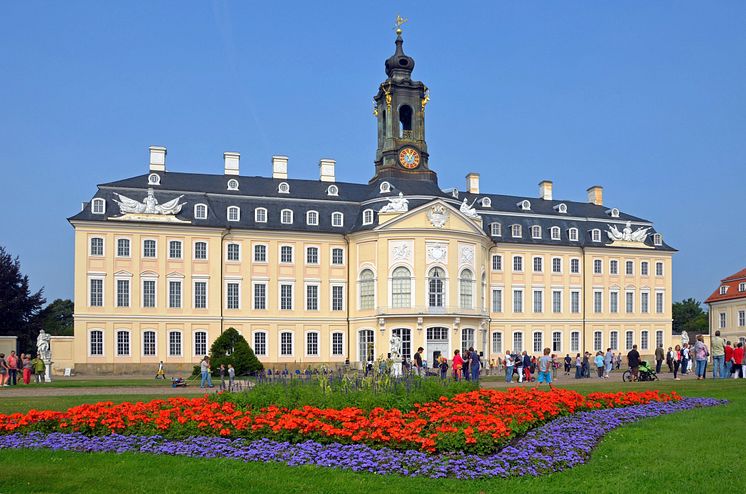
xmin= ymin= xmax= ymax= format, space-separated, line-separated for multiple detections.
xmin=622 ymin=360 xmax=658 ymax=382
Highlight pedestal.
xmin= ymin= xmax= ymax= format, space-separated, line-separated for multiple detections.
xmin=43 ymin=358 xmax=52 ymax=383
xmin=391 ymin=362 xmax=402 ymax=378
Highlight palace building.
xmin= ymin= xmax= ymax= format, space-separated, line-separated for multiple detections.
xmin=705 ymin=268 xmax=746 ymax=345
xmin=64 ymin=29 xmax=675 ymax=374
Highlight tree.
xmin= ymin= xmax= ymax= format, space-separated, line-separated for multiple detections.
xmin=672 ymin=298 xmax=709 ymax=335
xmin=35 ymin=299 xmax=74 ymax=336
xmin=0 ymin=246 xmax=46 ymax=352
xmin=209 ymin=327 xmax=263 ymax=375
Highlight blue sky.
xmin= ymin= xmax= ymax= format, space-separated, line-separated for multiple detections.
xmin=1 ymin=1 xmax=744 ymax=305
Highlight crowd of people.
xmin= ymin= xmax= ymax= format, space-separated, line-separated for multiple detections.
xmin=661 ymin=331 xmax=746 ymax=380
xmin=0 ymin=351 xmax=46 ymax=386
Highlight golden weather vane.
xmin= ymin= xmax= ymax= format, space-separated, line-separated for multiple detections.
xmin=394 ymin=15 xmax=408 ymax=35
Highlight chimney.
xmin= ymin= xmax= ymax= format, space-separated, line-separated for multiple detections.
xmin=272 ymin=155 xmax=288 ymax=179
xmin=539 ymin=180 xmax=553 ymax=200
xmin=466 ymin=172 xmax=480 ymax=194
xmin=149 ymin=146 xmax=166 ymax=172
xmin=587 ymin=185 xmax=603 ymax=206
xmin=319 ymin=158 xmax=336 ymax=182
xmin=223 ymin=152 xmax=240 ymax=175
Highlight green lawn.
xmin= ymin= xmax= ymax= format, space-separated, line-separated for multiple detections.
xmin=0 ymin=394 xmax=199 ymax=415
xmin=17 ymin=378 xmax=182 ymax=388
xmin=0 ymin=380 xmax=743 ymax=493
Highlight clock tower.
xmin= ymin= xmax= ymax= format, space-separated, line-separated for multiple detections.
xmin=370 ymin=25 xmax=437 ymax=184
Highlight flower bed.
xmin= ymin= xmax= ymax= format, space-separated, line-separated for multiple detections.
xmin=0 ymin=398 xmax=724 ymax=479
xmin=0 ymin=388 xmax=679 ymax=454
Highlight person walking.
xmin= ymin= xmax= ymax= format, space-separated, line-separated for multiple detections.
xmin=710 ymin=331 xmax=726 ymax=379
xmin=627 ymin=344 xmax=641 ymax=382
xmin=694 ymin=335 xmax=709 ymax=380
xmin=733 ymin=342 xmax=744 ymax=378
xmin=582 ymin=352 xmax=590 ymax=378
xmin=615 ymin=353 xmax=622 ymax=370
xmin=724 ymin=341 xmax=734 ymax=378
xmin=680 ymin=344 xmax=690 ymax=376
xmin=469 ymin=348 xmax=481 ymax=381
xmin=199 ymin=355 xmax=214 ymax=388
xmin=453 ymin=349 xmax=464 ymax=381
xmin=522 ymin=351 xmax=531 ymax=382
xmin=413 ymin=347 xmax=424 ymax=377
xmin=655 ymin=344 xmax=665 ymax=374
xmin=604 ymin=348 xmax=614 ymax=378
xmin=594 ymin=351 xmax=605 ymax=378
xmin=564 ymin=354 xmax=571 ymax=376
xmin=673 ymin=344 xmax=682 ymax=380
xmin=537 ymin=348 xmax=552 ymax=384
xmin=462 ymin=349 xmax=471 ymax=381
xmin=228 ymin=364 xmax=235 ymax=391
xmin=514 ymin=351 xmax=524 ymax=383
xmin=219 ymin=364 xmax=227 ymax=390
xmin=575 ymin=353 xmax=582 ymax=379
xmin=155 ymin=361 xmax=166 ymax=380
xmin=21 ymin=354 xmax=32 ymax=384
xmin=666 ymin=347 xmax=674 ymax=373
xmin=7 ymin=351 xmax=18 ymax=386
xmin=0 ymin=353 xmax=8 ymax=386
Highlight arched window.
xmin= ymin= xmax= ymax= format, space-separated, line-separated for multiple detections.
xmin=362 ymin=209 xmax=374 ymax=225
xmin=194 ymin=204 xmax=207 ymax=220
xmin=459 ymin=269 xmax=473 ymax=309
xmin=550 ymin=226 xmax=561 ymax=240
xmin=359 ymin=269 xmax=375 ymax=309
xmin=531 ymin=225 xmax=542 ymax=239
xmin=142 ymin=330 xmax=157 ymax=356
xmin=392 ymin=328 xmax=411 ymax=360
xmin=568 ymin=227 xmax=579 ymax=241
xmin=89 ymin=329 xmax=103 ymax=356
xmin=392 ymin=267 xmax=411 ymax=308
xmin=461 ymin=328 xmax=475 ymax=353
xmin=227 ymin=206 xmax=240 ymax=222
xmin=399 ymin=104 xmax=413 ymax=138
xmin=306 ymin=210 xmax=318 ymax=226
xmin=281 ymin=209 xmax=293 ymax=224
xmin=91 ymin=198 xmax=106 ymax=215
xmin=331 ymin=212 xmax=344 ymax=227
xmin=428 ymin=267 xmax=445 ymax=308
xmin=255 ymin=208 xmax=267 ymax=223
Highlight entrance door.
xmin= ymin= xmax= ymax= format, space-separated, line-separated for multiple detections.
xmin=426 ymin=326 xmax=449 ymax=366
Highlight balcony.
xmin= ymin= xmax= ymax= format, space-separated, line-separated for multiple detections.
xmin=374 ymin=305 xmax=489 ymax=318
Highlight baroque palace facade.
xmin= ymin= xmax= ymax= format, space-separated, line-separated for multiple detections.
xmin=66 ymin=30 xmax=675 ymax=374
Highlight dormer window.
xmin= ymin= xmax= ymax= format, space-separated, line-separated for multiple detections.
xmin=591 ymin=229 xmax=602 ymax=242
xmin=720 ymin=286 xmax=728 ymax=295
xmin=379 ymin=181 xmax=391 ymax=194
xmin=739 ymin=282 xmax=745 ymax=292
xmin=518 ymin=200 xmax=531 ymax=211
xmin=255 ymin=207 xmax=267 ymax=223
xmin=653 ymin=233 xmax=662 ymax=246
xmin=227 ymin=179 xmax=239 ymax=191
xmin=194 ymin=204 xmax=208 ymax=220
xmin=550 ymin=226 xmax=561 ymax=240
xmin=511 ymin=224 xmax=522 ymax=238
xmin=362 ymin=209 xmax=374 ymax=225
xmin=331 ymin=212 xmax=344 ymax=227
xmin=227 ymin=206 xmax=240 ymax=222
xmin=281 ymin=209 xmax=293 ymax=224
xmin=554 ymin=203 xmax=568 ymax=214
xmin=568 ymin=227 xmax=579 ymax=241
xmin=148 ymin=173 xmax=161 ymax=185
xmin=91 ymin=198 xmax=106 ymax=215
xmin=306 ymin=210 xmax=318 ymax=226
xmin=481 ymin=197 xmax=492 ymax=208
xmin=490 ymin=222 xmax=502 ymax=237
xmin=327 ymin=184 xmax=339 ymax=196
xmin=531 ymin=225 xmax=542 ymax=239
xmin=607 ymin=207 xmax=620 ymax=218
xmin=278 ymin=182 xmax=290 ymax=194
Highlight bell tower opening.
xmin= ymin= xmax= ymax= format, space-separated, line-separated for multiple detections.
xmin=399 ymin=105 xmax=413 ymax=138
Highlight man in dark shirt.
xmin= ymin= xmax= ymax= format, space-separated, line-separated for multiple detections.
xmin=413 ymin=347 xmax=424 ymax=376
xmin=627 ymin=344 xmax=641 ymax=381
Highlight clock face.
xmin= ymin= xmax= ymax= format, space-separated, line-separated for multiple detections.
xmin=398 ymin=147 xmax=421 ymax=169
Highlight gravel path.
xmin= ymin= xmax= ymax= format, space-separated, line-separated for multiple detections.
xmin=0 ymin=385 xmax=216 ymax=398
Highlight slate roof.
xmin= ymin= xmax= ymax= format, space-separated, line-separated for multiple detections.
xmin=68 ymin=171 xmax=675 ymax=251
xmin=705 ymin=268 xmax=746 ymax=304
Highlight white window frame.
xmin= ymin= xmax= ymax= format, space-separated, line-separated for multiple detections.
xmin=655 ymin=261 xmax=664 ymax=276
xmin=552 ymin=331 xmax=562 ymax=352
xmin=492 ymin=254 xmax=502 ymax=271
xmin=625 ymin=330 xmax=634 ymax=350
xmin=331 ymin=212 xmax=344 ymax=227
xmin=142 ymin=330 xmax=157 ymax=357
xmin=513 ymin=288 xmax=524 ymax=313
xmin=305 ymin=282 xmax=320 ymax=311
xmin=513 ymin=255 xmax=523 ymax=272
xmin=193 ymin=330 xmax=208 ymax=357
xmin=331 ymin=247 xmax=345 ymax=266
xmin=193 ymin=241 xmax=208 ymax=260
xmin=570 ymin=290 xmax=581 ymax=313
xmin=625 ymin=260 xmax=634 ymax=276
xmin=253 ymin=243 xmax=268 ymax=263
xmin=655 ymin=290 xmax=664 ymax=314
xmin=141 ymin=276 xmax=157 ymax=308
xmin=142 ymin=238 xmax=157 ymax=259
xmin=88 ymin=275 xmax=105 ymax=307
xmin=331 ymin=283 xmax=345 ymax=311
xmin=533 ymin=256 xmax=543 ymax=273
xmin=531 ymin=225 xmax=542 ymax=239
xmin=625 ymin=290 xmax=635 ymax=314
xmin=492 ymin=331 xmax=503 ymax=354
xmin=491 ymin=287 xmax=503 ymax=313
xmin=89 ymin=237 xmax=104 ymax=257
xmin=226 ymin=242 xmax=241 ymax=262
xmin=280 ymin=244 xmax=294 ymax=264
xmin=115 ymin=237 xmax=131 ymax=258
xmin=327 ymin=184 xmax=338 ymax=196
xmin=305 ymin=246 xmax=319 ymax=265
xmin=279 ymin=331 xmax=294 ymax=357
xmin=552 ymin=289 xmax=562 ymax=313
xmin=280 ymin=209 xmax=293 ymax=224
xmin=593 ymin=290 xmax=603 ymax=313
xmin=115 ymin=329 xmax=131 ymax=357
xmin=610 ymin=290 xmax=619 ymax=313
xmin=168 ymin=330 xmax=183 ymax=357
xmin=568 ymin=227 xmax=579 ymax=242
xmin=591 ymin=229 xmax=601 ymax=242
xmin=193 ymin=279 xmax=208 ymax=309
xmin=533 ymin=331 xmax=543 ymax=353
xmin=226 ymin=280 xmax=241 ymax=310
xmin=306 ymin=210 xmax=319 ymax=226
xmin=88 ymin=329 xmax=104 ymax=357
xmin=570 ymin=258 xmax=580 ymax=274
xmin=91 ymin=198 xmax=106 ymax=215
xmin=227 ymin=206 xmax=240 ymax=222
xmin=279 ymin=282 xmax=294 ymax=310
xmin=115 ymin=274 xmax=132 ymax=308
xmin=610 ymin=330 xmax=619 ymax=350
xmin=194 ymin=203 xmax=208 ymax=220
xmin=278 ymin=182 xmax=290 ymax=194
xmin=331 ymin=331 xmax=345 ymax=357
xmin=550 ymin=226 xmax=561 ymax=240
xmin=252 ymin=281 xmax=267 ymax=310
xmin=610 ymin=259 xmax=619 ymax=275
xmin=305 ymin=330 xmax=320 ymax=357
xmin=252 ymin=330 xmax=268 ymax=357
xmin=363 ymin=209 xmax=374 ymax=225
xmin=168 ymin=278 xmax=183 ymax=309
xmin=593 ymin=330 xmax=603 ymax=352
xmin=490 ymin=222 xmax=502 ymax=237
xmin=168 ymin=240 xmax=183 ymax=260
xmin=227 ymin=179 xmax=239 ymax=191
xmin=511 ymin=224 xmax=522 ymax=238
xmin=570 ymin=331 xmax=580 ymax=353
xmin=593 ymin=259 xmax=602 ymax=274
xmin=551 ymin=257 xmax=562 ymax=273
xmin=255 ymin=207 xmax=267 ymax=223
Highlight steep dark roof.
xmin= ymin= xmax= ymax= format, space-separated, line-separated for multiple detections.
xmin=68 ymin=171 xmax=675 ymax=251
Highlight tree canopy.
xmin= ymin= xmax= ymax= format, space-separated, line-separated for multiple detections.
xmin=35 ymin=299 xmax=74 ymax=336
xmin=0 ymin=246 xmax=46 ymax=352
xmin=208 ymin=327 xmax=264 ymax=375
xmin=672 ymin=298 xmax=709 ymax=335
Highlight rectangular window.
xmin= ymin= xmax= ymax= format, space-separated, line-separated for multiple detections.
xmin=280 ymin=246 xmax=293 ymax=263
xmin=90 ymin=237 xmax=104 ymax=256
xmin=625 ymin=261 xmax=634 ymax=275
xmin=253 ymin=332 xmax=267 ymax=356
xmin=332 ymin=333 xmax=344 ymax=356
xmin=280 ymin=332 xmax=293 ymax=356
xmin=552 ymin=257 xmax=561 ymax=273
xmin=610 ymin=331 xmax=619 ymax=350
xmin=194 ymin=281 xmax=207 ymax=309
xmin=143 ymin=239 xmax=156 ymax=258
xmin=90 ymin=330 xmax=103 ymax=356
xmin=533 ymin=332 xmax=543 ymax=353
xmin=492 ymin=255 xmax=502 ymax=271
xmin=571 ymin=291 xmax=580 ymax=313
xmin=117 ymin=238 xmax=130 ymax=257
xmin=306 ymin=332 xmax=319 ymax=356
xmin=90 ymin=279 xmax=103 ymax=307
xmin=194 ymin=332 xmax=207 ymax=356
xmin=281 ymin=284 xmax=293 ymax=310
xmin=227 ymin=282 xmax=240 ymax=309
xmin=169 ymin=332 xmax=182 ymax=357
xmin=143 ymin=280 xmax=156 ymax=308
xmin=552 ymin=331 xmax=561 ymax=352
xmin=641 ymin=330 xmax=649 ymax=350
xmin=533 ymin=257 xmax=543 ymax=272
xmin=492 ymin=288 xmax=503 ymax=313
xmin=625 ymin=330 xmax=634 ymax=350
xmin=169 ymin=281 xmax=181 ymax=308
xmin=570 ymin=331 xmax=580 ymax=353
xmin=169 ymin=240 xmax=182 ymax=259
xmin=610 ymin=291 xmax=619 ymax=313
xmin=227 ymin=243 xmax=240 ymax=261
xmin=593 ymin=290 xmax=603 ymax=313
xmin=255 ymin=208 xmax=267 ymax=223
xmin=593 ymin=259 xmax=602 ymax=274
xmin=513 ymin=332 xmax=523 ymax=353
xmin=306 ymin=284 xmax=319 ymax=311
xmin=533 ymin=290 xmax=543 ymax=313
xmin=331 ymin=248 xmax=344 ymax=265
xmin=492 ymin=332 xmax=502 ymax=353
xmin=194 ymin=241 xmax=207 ymax=260
xmin=594 ymin=331 xmax=602 ymax=351
xmin=513 ymin=289 xmax=523 ymax=313
xmin=641 ymin=292 xmax=649 ymax=313
xmin=254 ymin=283 xmax=266 ymax=310
xmin=626 ymin=291 xmax=634 ymax=313
xmin=655 ymin=262 xmax=664 ymax=276
xmin=719 ymin=312 xmax=726 ymax=328
xmin=656 ymin=330 xmax=664 ymax=348
xmin=656 ymin=292 xmax=664 ymax=313
xmin=143 ymin=331 xmax=156 ymax=356
xmin=552 ymin=290 xmax=562 ymax=313
xmin=513 ymin=256 xmax=523 ymax=272
xmin=641 ymin=261 xmax=649 ymax=276
xmin=306 ymin=247 xmax=319 ymax=264
xmin=570 ymin=259 xmax=580 ymax=274
xmin=739 ymin=310 xmax=745 ymax=327
xmin=254 ymin=244 xmax=267 ymax=262
xmin=116 ymin=331 xmax=130 ymax=356
xmin=116 ymin=279 xmax=130 ymax=307
xmin=610 ymin=260 xmax=618 ymax=275
xmin=332 ymin=285 xmax=344 ymax=311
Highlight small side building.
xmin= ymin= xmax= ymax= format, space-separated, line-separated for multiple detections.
xmin=705 ymin=268 xmax=746 ymax=345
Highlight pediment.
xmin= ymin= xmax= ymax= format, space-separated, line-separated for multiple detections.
xmin=374 ymin=199 xmax=488 ymax=237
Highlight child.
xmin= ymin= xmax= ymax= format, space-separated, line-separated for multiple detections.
xmin=537 ymin=348 xmax=552 ymax=384
xmin=228 ymin=364 xmax=235 ymax=391
xmin=438 ymin=356 xmax=449 ymax=380
xmin=595 ymin=351 xmax=605 ymax=378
